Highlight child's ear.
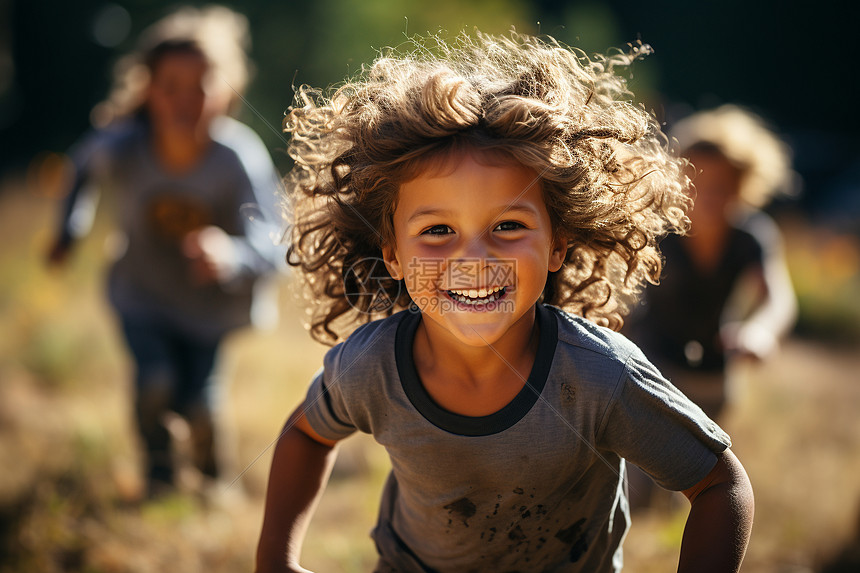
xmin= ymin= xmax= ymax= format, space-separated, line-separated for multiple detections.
xmin=548 ymin=235 xmax=567 ymax=273
xmin=381 ymin=244 xmax=404 ymax=281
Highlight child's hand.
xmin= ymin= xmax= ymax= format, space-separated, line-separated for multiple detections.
xmin=46 ymin=240 xmax=71 ymax=267
xmin=46 ymin=243 xmax=68 ymax=266
xmin=721 ymin=321 xmax=776 ymax=361
xmin=182 ymin=226 xmax=239 ymax=285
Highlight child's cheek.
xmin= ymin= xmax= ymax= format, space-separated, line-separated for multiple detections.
xmin=402 ymin=256 xmax=446 ymax=296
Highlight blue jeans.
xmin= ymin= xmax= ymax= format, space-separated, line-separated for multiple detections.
xmin=120 ymin=314 xmax=223 ymax=490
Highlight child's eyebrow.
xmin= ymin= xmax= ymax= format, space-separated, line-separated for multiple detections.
xmin=407 ymin=204 xmax=540 ymax=224
xmin=495 ymin=204 xmax=541 ymax=219
xmin=407 ymin=208 xmax=452 ymax=223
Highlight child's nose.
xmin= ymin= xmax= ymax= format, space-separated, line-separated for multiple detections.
xmin=446 ymin=235 xmax=497 ymax=284
xmin=458 ymin=232 xmax=494 ymax=260
xmin=447 ymin=257 xmax=489 ymax=289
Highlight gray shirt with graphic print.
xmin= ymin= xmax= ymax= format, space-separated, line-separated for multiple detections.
xmin=304 ymin=304 xmax=730 ymax=572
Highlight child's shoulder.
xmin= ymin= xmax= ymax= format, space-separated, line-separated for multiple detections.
xmin=545 ymin=304 xmax=643 ymax=365
xmin=325 ymin=310 xmax=409 ymax=366
xmin=71 ymin=118 xmax=144 ymax=170
xmin=209 ymin=116 xmax=271 ymax=170
xmin=544 ymin=305 xmax=669 ymax=403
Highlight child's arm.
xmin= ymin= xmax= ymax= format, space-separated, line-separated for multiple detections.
xmin=722 ymin=215 xmax=797 ymax=360
xmin=255 ymin=403 xmax=340 ymax=573
xmin=678 ymin=448 xmax=754 ymax=573
xmin=47 ymin=160 xmax=97 ymax=265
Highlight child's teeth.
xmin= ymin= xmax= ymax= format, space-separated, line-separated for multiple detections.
xmin=446 ymin=287 xmax=505 ymax=304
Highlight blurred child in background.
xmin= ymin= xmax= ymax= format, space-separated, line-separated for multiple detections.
xmin=47 ymin=5 xmax=284 ymax=498
xmin=625 ymin=105 xmax=797 ymax=510
xmin=627 ymin=105 xmax=797 ymax=421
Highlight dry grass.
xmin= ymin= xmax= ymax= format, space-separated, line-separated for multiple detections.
xmin=1 ymin=176 xmax=858 ymax=572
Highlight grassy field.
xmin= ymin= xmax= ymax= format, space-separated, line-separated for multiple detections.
xmin=1 ymin=174 xmax=859 ymax=572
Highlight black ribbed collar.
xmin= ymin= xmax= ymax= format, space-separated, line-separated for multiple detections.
xmin=394 ymin=305 xmax=558 ymax=436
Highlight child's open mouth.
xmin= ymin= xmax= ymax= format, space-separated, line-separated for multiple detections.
xmin=446 ymin=286 xmax=507 ymax=306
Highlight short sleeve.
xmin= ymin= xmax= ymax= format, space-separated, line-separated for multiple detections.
xmin=301 ymin=315 xmax=402 ymax=442
xmin=597 ymin=349 xmax=731 ymax=491
xmin=303 ymin=343 xmax=360 ymax=442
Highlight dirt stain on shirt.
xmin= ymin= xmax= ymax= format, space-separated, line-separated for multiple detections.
xmin=444 ymin=497 xmax=477 ymax=527
xmin=555 ymin=518 xmax=589 ymax=562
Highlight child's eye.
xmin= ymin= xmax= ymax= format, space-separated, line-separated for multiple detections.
xmin=494 ymin=221 xmax=526 ymax=232
xmin=421 ymin=225 xmax=453 ymax=236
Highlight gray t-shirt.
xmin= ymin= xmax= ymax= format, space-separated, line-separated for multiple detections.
xmin=305 ymin=304 xmax=730 ymax=572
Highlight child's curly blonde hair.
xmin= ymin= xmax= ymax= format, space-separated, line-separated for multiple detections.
xmin=285 ymin=31 xmax=692 ymax=345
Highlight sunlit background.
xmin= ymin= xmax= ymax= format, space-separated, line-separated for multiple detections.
xmin=1 ymin=1 xmax=858 ymax=572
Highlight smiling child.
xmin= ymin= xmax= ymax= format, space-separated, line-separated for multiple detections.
xmin=255 ymin=31 xmax=754 ymax=572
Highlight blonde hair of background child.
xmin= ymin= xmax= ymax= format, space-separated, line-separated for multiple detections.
xmin=285 ymin=31 xmax=694 ymax=344
xmin=91 ymin=4 xmax=253 ymax=127
xmin=672 ymin=104 xmax=794 ymax=208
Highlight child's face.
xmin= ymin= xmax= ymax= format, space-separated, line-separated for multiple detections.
xmin=382 ymin=151 xmax=566 ymax=347
xmin=146 ymin=52 xmax=214 ymax=136
xmin=687 ymin=149 xmax=742 ymax=231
